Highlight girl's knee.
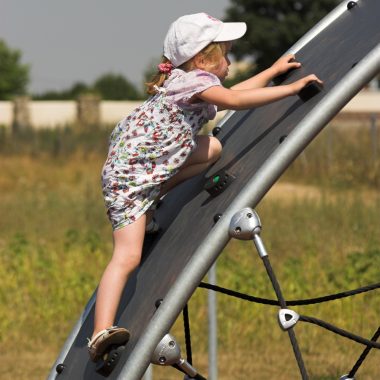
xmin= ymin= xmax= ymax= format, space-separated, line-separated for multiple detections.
xmin=111 ymin=250 xmax=141 ymax=273
xmin=209 ymin=136 xmax=222 ymax=163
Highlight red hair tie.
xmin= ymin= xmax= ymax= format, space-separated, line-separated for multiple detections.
xmin=157 ymin=62 xmax=173 ymax=74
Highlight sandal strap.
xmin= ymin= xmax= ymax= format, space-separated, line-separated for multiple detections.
xmin=146 ymin=218 xmax=160 ymax=233
xmin=87 ymin=326 xmax=117 ymax=347
xmin=148 ymin=202 xmax=158 ymax=211
xmin=149 ymin=197 xmax=163 ymax=211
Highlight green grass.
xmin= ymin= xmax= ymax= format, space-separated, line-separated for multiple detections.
xmin=283 ymin=124 xmax=380 ymax=189
xmin=0 ymin=124 xmax=379 ymax=379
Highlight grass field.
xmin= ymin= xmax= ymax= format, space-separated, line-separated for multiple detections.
xmin=0 ymin=123 xmax=379 ymax=379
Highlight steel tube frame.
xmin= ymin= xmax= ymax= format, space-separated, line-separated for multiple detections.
xmin=47 ymin=293 xmax=96 ymax=380
xmin=119 ymin=28 xmax=380 ymax=380
xmin=47 ymin=3 xmax=349 ymax=378
xmin=47 ymin=2 xmax=379 ymax=379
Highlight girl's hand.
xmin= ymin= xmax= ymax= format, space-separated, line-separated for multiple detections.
xmin=290 ymin=74 xmax=324 ymax=95
xmin=271 ymin=54 xmax=301 ymax=76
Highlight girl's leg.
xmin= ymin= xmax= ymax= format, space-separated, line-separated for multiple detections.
xmin=92 ymin=214 xmax=146 ymax=337
xmin=160 ymin=135 xmax=222 ymax=196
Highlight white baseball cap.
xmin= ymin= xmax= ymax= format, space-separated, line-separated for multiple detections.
xmin=163 ymin=13 xmax=247 ymax=67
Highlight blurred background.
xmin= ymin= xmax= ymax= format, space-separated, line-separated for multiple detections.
xmin=0 ymin=1 xmax=379 ymax=379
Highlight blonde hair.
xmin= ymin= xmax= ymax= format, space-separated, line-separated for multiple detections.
xmin=146 ymin=42 xmax=228 ymax=95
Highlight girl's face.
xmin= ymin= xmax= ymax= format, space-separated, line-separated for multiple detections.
xmin=209 ymin=42 xmax=232 ymax=82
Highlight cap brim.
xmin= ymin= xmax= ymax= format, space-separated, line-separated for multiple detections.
xmin=214 ymin=22 xmax=247 ymax=42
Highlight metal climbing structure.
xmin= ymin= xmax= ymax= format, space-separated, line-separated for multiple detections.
xmin=48 ymin=1 xmax=380 ymax=379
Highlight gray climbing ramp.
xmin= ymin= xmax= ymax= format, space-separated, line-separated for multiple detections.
xmin=48 ymin=1 xmax=380 ymax=379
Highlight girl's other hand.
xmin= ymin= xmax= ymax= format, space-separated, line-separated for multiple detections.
xmin=290 ymin=74 xmax=323 ymax=95
xmin=271 ymin=54 xmax=301 ymax=76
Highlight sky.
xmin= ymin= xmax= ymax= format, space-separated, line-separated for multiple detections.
xmin=1 ymin=0 xmax=230 ymax=94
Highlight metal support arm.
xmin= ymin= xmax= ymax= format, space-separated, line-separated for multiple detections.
xmin=151 ymin=334 xmax=206 ymax=380
xmin=229 ymin=208 xmax=308 ymax=380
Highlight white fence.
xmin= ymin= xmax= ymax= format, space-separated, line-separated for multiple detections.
xmin=340 ymin=90 xmax=380 ymax=113
xmin=0 ymin=102 xmax=13 ymax=126
xmin=29 ymin=101 xmax=77 ymax=127
xmin=0 ymin=91 xmax=379 ymax=129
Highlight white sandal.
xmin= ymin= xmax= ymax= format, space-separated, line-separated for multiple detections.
xmin=148 ymin=197 xmax=163 ymax=211
xmin=145 ymin=218 xmax=161 ymax=234
xmin=87 ymin=326 xmax=130 ymax=362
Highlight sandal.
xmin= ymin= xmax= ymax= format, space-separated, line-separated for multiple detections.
xmin=148 ymin=198 xmax=162 ymax=211
xmin=145 ymin=217 xmax=161 ymax=234
xmin=87 ymin=326 xmax=130 ymax=362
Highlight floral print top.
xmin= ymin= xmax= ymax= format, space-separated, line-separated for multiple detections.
xmin=102 ymin=68 xmax=221 ymax=230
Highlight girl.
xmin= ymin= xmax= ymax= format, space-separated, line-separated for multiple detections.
xmin=87 ymin=12 xmax=322 ymax=361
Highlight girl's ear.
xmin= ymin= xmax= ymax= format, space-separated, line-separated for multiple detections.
xmin=193 ymin=53 xmax=207 ymax=70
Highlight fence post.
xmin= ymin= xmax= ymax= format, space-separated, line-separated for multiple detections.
xmin=77 ymin=94 xmax=101 ymax=127
xmin=12 ymin=96 xmax=30 ymax=133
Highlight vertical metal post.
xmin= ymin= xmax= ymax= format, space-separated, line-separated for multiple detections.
xmin=208 ymin=263 xmax=218 ymax=380
xmin=142 ymin=364 xmax=153 ymax=380
xmin=327 ymin=126 xmax=333 ymax=172
xmin=370 ymin=113 xmax=378 ymax=164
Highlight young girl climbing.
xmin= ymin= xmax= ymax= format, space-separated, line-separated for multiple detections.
xmin=87 ymin=12 xmax=323 ymax=361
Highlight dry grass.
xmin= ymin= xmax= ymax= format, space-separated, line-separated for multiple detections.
xmin=0 ymin=124 xmax=379 ymax=379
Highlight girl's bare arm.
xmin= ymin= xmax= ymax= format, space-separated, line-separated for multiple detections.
xmin=230 ymin=54 xmax=302 ymax=91
xmin=198 ymin=74 xmax=322 ymax=111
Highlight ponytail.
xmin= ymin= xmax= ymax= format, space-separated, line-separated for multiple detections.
xmin=145 ymin=57 xmax=173 ymax=95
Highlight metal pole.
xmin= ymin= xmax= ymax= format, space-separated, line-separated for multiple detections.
xmin=142 ymin=364 xmax=153 ymax=380
xmin=208 ymin=263 xmax=218 ymax=380
xmin=370 ymin=113 xmax=378 ymax=164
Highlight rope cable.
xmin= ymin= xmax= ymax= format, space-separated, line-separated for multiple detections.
xmin=348 ymin=326 xmax=380 ymax=377
xmin=198 ymin=280 xmax=380 ymax=375
xmin=182 ymin=304 xmax=193 ymax=365
xmin=299 ymin=315 xmax=380 ymax=349
xmin=198 ymin=281 xmax=380 ymax=306
xmin=261 ymin=256 xmax=309 ymax=380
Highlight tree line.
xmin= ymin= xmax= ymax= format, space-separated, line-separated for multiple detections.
xmin=0 ymin=38 xmax=145 ymax=101
xmin=1 ymin=0 xmax=343 ymax=101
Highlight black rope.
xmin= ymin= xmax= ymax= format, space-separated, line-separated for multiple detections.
xmin=299 ymin=315 xmax=380 ymax=349
xmin=183 ymin=304 xmax=193 ymax=365
xmin=261 ymin=256 xmax=309 ymax=380
xmin=198 ymin=262 xmax=380 ymax=378
xmin=182 ymin=305 xmax=208 ymax=379
xmin=347 ymin=326 xmax=380 ymax=378
xmin=262 ymin=256 xmax=287 ymax=308
xmin=192 ymin=374 xmax=207 ymax=380
xmin=172 ymin=364 xmax=207 ymax=380
xmin=198 ymin=281 xmax=380 ymax=306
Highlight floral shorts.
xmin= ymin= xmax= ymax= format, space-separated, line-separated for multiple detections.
xmin=103 ymin=181 xmax=161 ymax=231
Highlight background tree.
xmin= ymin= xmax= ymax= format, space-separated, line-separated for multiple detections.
xmin=33 ymin=81 xmax=92 ymax=100
xmin=224 ymin=0 xmax=340 ymax=82
xmin=34 ymin=73 xmax=142 ymax=100
xmin=93 ymin=73 xmax=141 ymax=100
xmin=0 ymin=39 xmax=29 ymax=100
